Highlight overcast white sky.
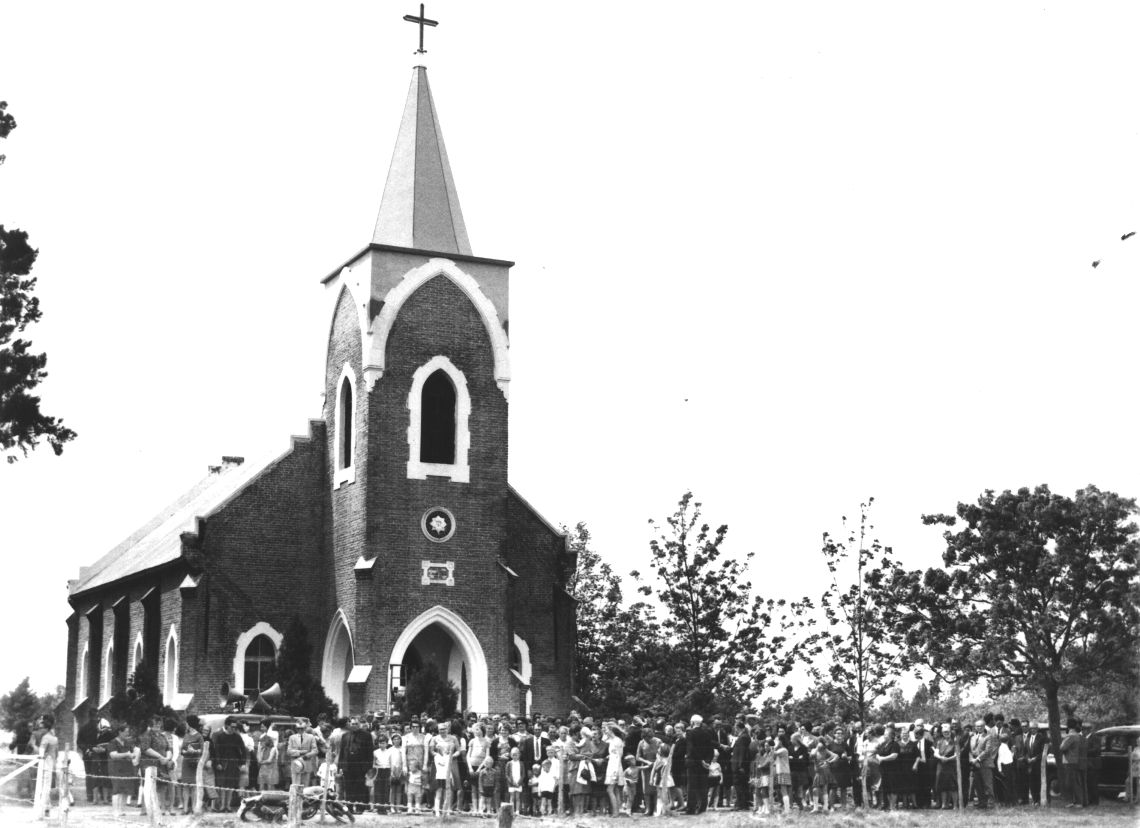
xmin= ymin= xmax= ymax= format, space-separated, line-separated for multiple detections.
xmin=1 ymin=1 xmax=1137 ymax=698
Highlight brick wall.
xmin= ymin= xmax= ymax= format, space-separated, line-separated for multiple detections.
xmin=179 ymin=425 xmax=329 ymax=713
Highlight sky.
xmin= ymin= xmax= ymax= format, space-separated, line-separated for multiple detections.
xmin=1 ymin=1 xmax=1137 ymax=698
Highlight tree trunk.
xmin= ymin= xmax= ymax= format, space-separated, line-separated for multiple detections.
xmin=1044 ymin=680 xmax=1062 ymax=802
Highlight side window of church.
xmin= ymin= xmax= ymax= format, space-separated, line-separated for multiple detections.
xmin=339 ymin=376 xmax=353 ymax=469
xmin=420 ymin=369 xmax=456 ymax=464
xmin=243 ymin=634 xmax=277 ymax=699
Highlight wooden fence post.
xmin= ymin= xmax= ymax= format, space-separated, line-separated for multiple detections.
xmin=956 ymin=750 xmax=963 ymax=810
xmin=33 ymin=753 xmax=54 ymax=820
xmin=195 ymin=739 xmax=209 ymax=814
xmin=59 ymin=747 xmax=71 ymax=828
xmin=288 ymin=783 xmax=303 ymax=827
xmin=143 ymin=766 xmax=159 ymax=827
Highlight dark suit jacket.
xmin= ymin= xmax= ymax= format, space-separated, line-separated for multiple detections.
xmin=520 ymin=734 xmax=551 ymax=768
xmin=730 ymin=732 xmax=751 ymax=774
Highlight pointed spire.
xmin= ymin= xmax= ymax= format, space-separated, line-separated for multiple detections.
xmin=373 ymin=66 xmax=472 ymax=255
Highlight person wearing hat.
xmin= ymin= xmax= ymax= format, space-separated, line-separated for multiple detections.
xmin=1059 ymin=718 xmax=1086 ymax=808
xmin=287 ymin=718 xmax=319 ymax=791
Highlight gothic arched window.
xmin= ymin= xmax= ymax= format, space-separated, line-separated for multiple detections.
xmin=420 ymin=370 xmax=456 ymax=464
xmin=340 ymin=378 xmax=353 ymax=469
xmin=334 ymin=364 xmax=357 ymax=488
xmin=243 ymin=634 xmax=276 ymax=699
xmin=406 ymin=356 xmax=471 ymax=483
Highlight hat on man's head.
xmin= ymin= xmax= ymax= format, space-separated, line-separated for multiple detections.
xmin=583 ymin=717 xmax=595 ymax=726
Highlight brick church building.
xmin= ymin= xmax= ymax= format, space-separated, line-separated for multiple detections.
xmin=61 ymin=62 xmax=577 ymax=736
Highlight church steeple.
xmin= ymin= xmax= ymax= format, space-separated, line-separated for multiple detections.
xmin=372 ymin=66 xmax=472 ymax=256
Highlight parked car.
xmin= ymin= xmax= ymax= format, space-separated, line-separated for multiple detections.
xmin=1091 ymin=725 xmax=1140 ymax=798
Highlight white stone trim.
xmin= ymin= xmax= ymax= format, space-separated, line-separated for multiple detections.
xmin=406 ymin=355 xmax=471 ymax=483
xmin=163 ymin=624 xmax=179 ymax=700
xmin=102 ymin=642 xmax=114 ymax=705
xmin=232 ymin=622 xmax=283 ymax=692
xmin=333 ymin=363 xmax=357 ymax=488
xmin=388 ymin=605 xmax=488 ymax=715
xmin=512 ymin=634 xmax=532 ymax=685
xmin=420 ymin=560 xmax=455 ymax=586
xmin=365 ymin=259 xmax=510 ymax=398
xmin=131 ymin=632 xmax=144 ymax=675
xmin=77 ymin=641 xmax=88 ymax=704
xmin=321 ymin=608 xmax=355 ymax=712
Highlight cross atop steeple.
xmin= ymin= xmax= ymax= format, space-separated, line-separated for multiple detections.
xmin=403 ymin=3 xmax=438 ymax=55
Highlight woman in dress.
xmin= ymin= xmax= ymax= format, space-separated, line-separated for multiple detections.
xmin=876 ymin=725 xmax=901 ymax=811
xmin=772 ymin=731 xmax=792 ymax=815
xmin=490 ymin=721 xmax=514 ymax=809
xmin=828 ymin=726 xmax=852 ymax=809
xmin=567 ymin=724 xmax=596 ymax=815
xmin=603 ymin=722 xmax=625 ymax=817
xmin=788 ymin=732 xmax=810 ymax=809
xmin=896 ymin=726 xmax=918 ymax=808
xmin=107 ymin=722 xmax=138 ymax=819
xmin=933 ymin=722 xmax=958 ymax=809
xmin=636 ymin=726 xmax=661 ymax=815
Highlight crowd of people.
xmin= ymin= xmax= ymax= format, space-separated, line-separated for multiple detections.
xmin=13 ymin=706 xmax=1134 ymax=818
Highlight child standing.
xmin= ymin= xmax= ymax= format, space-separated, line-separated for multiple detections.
xmin=623 ymin=755 xmax=640 ymax=815
xmin=477 ymin=757 xmax=496 ymax=814
xmin=507 ymin=747 xmax=525 ymax=813
xmin=257 ymin=735 xmax=279 ymax=791
xmin=529 ymin=764 xmax=542 ymax=815
xmin=406 ymin=758 xmax=424 ymax=814
xmin=810 ymin=740 xmax=838 ymax=813
xmin=538 ymin=759 xmax=556 ymax=815
xmin=650 ymin=743 xmax=673 ymax=817
xmin=706 ymin=754 xmax=723 ymax=811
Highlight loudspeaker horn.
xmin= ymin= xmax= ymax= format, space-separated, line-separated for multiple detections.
xmin=258 ymin=683 xmax=282 ymax=706
xmin=219 ymin=682 xmax=248 ymax=709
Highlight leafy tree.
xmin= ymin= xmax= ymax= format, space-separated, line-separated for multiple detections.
xmin=107 ymin=660 xmax=168 ymax=730
xmin=1 ymin=102 xmax=76 ymax=463
xmin=896 ymin=484 xmax=1140 ymax=757
xmin=565 ymin=522 xmax=669 ymax=716
xmin=1 ymin=677 xmax=42 ymax=731
xmin=0 ymin=101 xmax=15 ymax=165
xmin=396 ymin=662 xmax=458 ymax=720
xmin=634 ymin=492 xmax=802 ymax=715
xmin=799 ymin=498 xmax=911 ymax=722
xmin=275 ymin=616 xmax=338 ymax=722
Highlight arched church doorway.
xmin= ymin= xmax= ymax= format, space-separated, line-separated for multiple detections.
xmin=389 ymin=606 xmax=488 ymax=715
xmin=321 ymin=612 xmax=354 ymax=716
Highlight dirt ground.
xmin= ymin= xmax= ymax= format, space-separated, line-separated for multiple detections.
xmin=0 ymin=802 xmax=1136 ymax=828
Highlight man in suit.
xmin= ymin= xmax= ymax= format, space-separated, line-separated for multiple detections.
xmin=684 ymin=715 xmax=714 ymax=815
xmin=1024 ymin=722 xmax=1046 ymax=805
xmin=731 ymin=720 xmax=752 ymax=811
xmin=519 ymin=720 xmax=549 ymax=815
xmin=971 ymin=715 xmax=999 ymax=809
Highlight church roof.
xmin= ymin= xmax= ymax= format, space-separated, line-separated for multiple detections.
xmin=372 ymin=66 xmax=472 ymax=255
xmin=69 ymin=454 xmax=278 ymax=599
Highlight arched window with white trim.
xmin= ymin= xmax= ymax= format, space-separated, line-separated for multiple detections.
xmin=406 ymin=356 xmax=471 ymax=483
xmin=103 ymin=643 xmax=114 ymax=705
xmin=164 ymin=625 xmax=179 ymax=699
xmin=232 ymin=622 xmax=284 ymax=698
xmin=334 ymin=364 xmax=357 ymax=488
xmin=243 ymin=635 xmax=277 ymax=698
xmin=132 ymin=632 xmax=144 ymax=676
